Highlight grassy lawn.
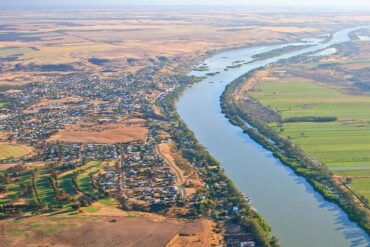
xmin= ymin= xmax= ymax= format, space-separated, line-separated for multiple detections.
xmin=82 ymin=206 xmax=100 ymax=213
xmin=0 ymin=172 xmax=33 ymax=205
xmin=77 ymin=161 xmax=108 ymax=195
xmin=250 ymin=80 xmax=370 ymax=201
xmin=59 ymin=161 xmax=101 ymax=196
xmin=349 ymin=178 xmax=370 ymax=202
xmin=309 ymin=59 xmax=370 ymax=68
xmin=59 ymin=172 xmax=77 ymax=196
xmin=0 ymin=183 xmax=20 ymax=204
xmin=0 ymin=160 xmax=109 ymax=215
xmin=99 ymin=198 xmax=116 ymax=207
xmin=36 ymin=172 xmax=58 ymax=206
xmin=0 ymin=144 xmax=31 ymax=160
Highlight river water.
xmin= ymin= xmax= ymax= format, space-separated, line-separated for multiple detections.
xmin=176 ymin=27 xmax=370 ymax=247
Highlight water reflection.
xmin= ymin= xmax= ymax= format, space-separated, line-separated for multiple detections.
xmin=177 ymin=26 xmax=370 ymax=247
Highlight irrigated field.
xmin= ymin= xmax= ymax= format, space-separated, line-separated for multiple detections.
xmin=250 ymin=80 xmax=370 ymax=202
xmin=0 ymin=160 xmax=107 ymax=208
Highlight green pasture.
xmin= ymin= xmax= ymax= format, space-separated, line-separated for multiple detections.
xmin=250 ymin=80 xmax=370 ymax=201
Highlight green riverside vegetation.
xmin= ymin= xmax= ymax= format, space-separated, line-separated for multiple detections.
xmin=250 ymin=81 xmax=370 ymax=204
xmin=220 ymin=69 xmax=370 ymax=235
xmin=158 ymin=75 xmax=281 ymax=247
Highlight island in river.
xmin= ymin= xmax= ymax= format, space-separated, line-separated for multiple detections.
xmin=1 ymin=7 xmax=370 ymax=247
xmin=177 ymin=26 xmax=370 ymax=247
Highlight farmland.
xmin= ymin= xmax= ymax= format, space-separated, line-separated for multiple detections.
xmin=2 ymin=8 xmax=369 ymax=87
xmin=2 ymin=6 xmax=370 ymax=246
xmin=249 ymin=73 xmax=370 ymax=203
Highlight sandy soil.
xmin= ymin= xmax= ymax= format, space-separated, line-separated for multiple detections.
xmin=157 ymin=143 xmax=186 ymax=187
xmin=166 ymin=219 xmax=222 ymax=247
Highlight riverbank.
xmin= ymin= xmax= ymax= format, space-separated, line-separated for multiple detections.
xmin=157 ymin=76 xmax=280 ymax=247
xmin=220 ymin=67 xmax=370 ymax=235
xmin=175 ymin=26 xmax=370 ymax=246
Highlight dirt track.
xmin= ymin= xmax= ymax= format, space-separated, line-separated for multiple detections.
xmin=156 ymin=143 xmax=186 ymax=201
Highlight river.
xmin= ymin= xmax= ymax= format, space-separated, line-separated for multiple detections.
xmin=176 ymin=27 xmax=370 ymax=247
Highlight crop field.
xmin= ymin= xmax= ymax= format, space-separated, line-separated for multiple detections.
xmin=0 ymin=144 xmax=32 ymax=160
xmin=250 ymin=80 xmax=370 ymax=202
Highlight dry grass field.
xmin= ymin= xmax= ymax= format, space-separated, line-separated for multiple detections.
xmin=2 ymin=8 xmax=368 ymax=87
xmin=48 ymin=124 xmax=148 ymax=144
xmin=23 ymin=97 xmax=81 ymax=114
xmin=1 ymin=211 xmax=220 ymax=247
xmin=0 ymin=143 xmax=33 ymax=160
xmin=2 ymin=7 xmax=370 ymax=246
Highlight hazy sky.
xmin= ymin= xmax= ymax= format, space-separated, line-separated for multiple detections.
xmin=2 ymin=0 xmax=370 ymax=7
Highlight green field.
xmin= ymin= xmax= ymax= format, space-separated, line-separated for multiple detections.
xmin=77 ymin=161 xmax=108 ymax=196
xmin=36 ymin=172 xmax=58 ymax=206
xmin=59 ymin=160 xmax=101 ymax=196
xmin=250 ymin=80 xmax=370 ymax=202
xmin=0 ymin=160 xmax=110 ymax=217
xmin=0 ymin=169 xmax=33 ymax=205
xmin=0 ymin=144 xmax=31 ymax=160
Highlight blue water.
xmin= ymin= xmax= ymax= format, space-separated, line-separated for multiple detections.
xmin=177 ymin=27 xmax=370 ymax=247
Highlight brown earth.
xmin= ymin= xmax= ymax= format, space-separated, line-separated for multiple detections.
xmin=23 ymin=97 xmax=81 ymax=114
xmin=2 ymin=8 xmax=358 ymax=87
xmin=0 ymin=161 xmax=45 ymax=171
xmin=157 ymin=143 xmax=187 ymax=187
xmin=1 ymin=215 xmax=221 ymax=247
xmin=166 ymin=219 xmax=222 ymax=247
xmin=157 ymin=142 xmax=204 ymax=201
xmin=48 ymin=124 xmax=147 ymax=144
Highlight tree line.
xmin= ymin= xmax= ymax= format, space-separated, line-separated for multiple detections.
xmin=157 ymin=75 xmax=281 ymax=247
xmin=220 ymin=69 xmax=370 ymax=235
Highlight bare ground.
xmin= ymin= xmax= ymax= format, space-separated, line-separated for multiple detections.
xmin=48 ymin=124 xmax=147 ymax=144
xmin=1 ymin=215 xmax=221 ymax=247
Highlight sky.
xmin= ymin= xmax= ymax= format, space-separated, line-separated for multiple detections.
xmin=1 ymin=0 xmax=370 ymax=8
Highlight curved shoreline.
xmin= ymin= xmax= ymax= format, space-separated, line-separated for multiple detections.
xmin=176 ymin=26 xmax=370 ymax=246
xmin=158 ymin=79 xmax=280 ymax=247
xmin=220 ymin=68 xmax=370 ymax=235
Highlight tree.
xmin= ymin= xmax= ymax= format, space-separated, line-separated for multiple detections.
xmin=0 ymin=185 xmax=7 ymax=193
xmin=71 ymin=203 xmax=80 ymax=210
xmin=270 ymin=236 xmax=281 ymax=247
